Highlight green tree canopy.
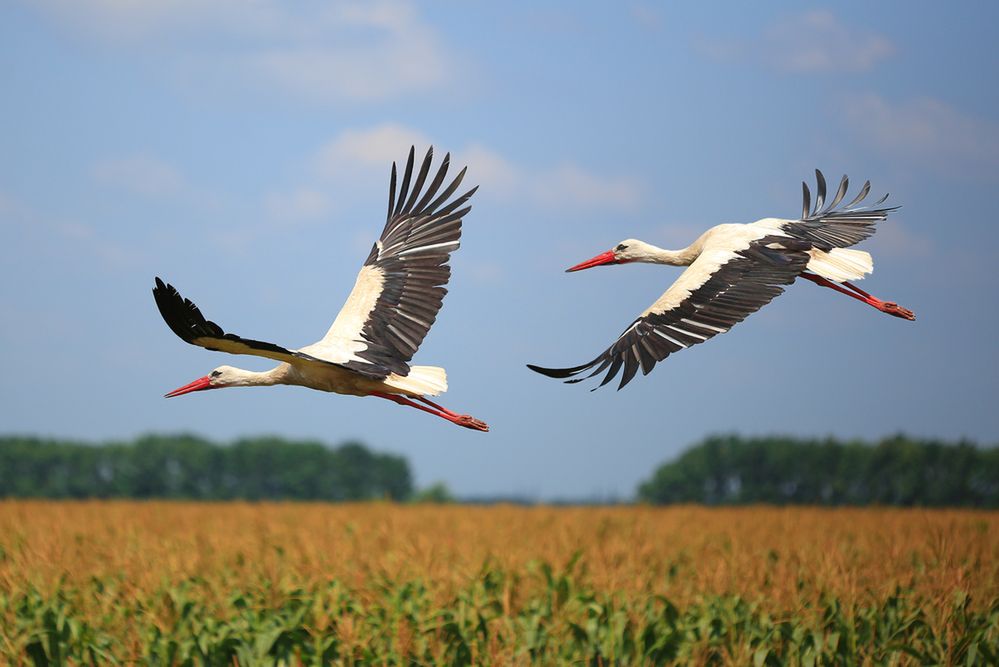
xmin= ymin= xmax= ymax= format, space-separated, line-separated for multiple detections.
xmin=638 ymin=434 xmax=999 ymax=507
xmin=0 ymin=434 xmax=412 ymax=501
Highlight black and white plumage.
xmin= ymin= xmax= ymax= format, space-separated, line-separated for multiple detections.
xmin=340 ymin=148 xmax=476 ymax=376
xmin=528 ymin=170 xmax=914 ymax=390
xmin=153 ymin=146 xmax=488 ymax=431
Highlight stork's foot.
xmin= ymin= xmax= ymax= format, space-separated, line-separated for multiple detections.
xmin=453 ymin=414 xmax=489 ymax=432
xmin=875 ymin=301 xmax=915 ymax=321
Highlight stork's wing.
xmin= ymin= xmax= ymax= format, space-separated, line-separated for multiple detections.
xmin=301 ymin=146 xmax=477 ymax=378
xmin=527 ymin=236 xmax=812 ymax=390
xmin=781 ymin=170 xmax=897 ymax=250
xmin=153 ymin=278 xmax=353 ymax=371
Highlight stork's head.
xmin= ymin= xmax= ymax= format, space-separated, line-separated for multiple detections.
xmin=566 ymin=239 xmax=651 ymax=272
xmin=164 ymin=365 xmax=240 ymax=397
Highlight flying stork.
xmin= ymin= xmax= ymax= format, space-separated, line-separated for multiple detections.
xmin=153 ymin=146 xmax=488 ymax=431
xmin=528 ymin=170 xmax=914 ymax=390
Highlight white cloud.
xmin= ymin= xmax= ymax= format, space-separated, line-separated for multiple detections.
xmin=264 ymin=188 xmax=332 ymax=223
xmin=764 ymin=11 xmax=894 ymax=72
xmin=843 ymin=94 xmax=999 ymax=180
xmin=455 ymin=144 xmax=521 ymax=195
xmin=450 ymin=144 xmax=641 ymax=210
xmin=630 ymin=4 xmax=666 ymax=31
xmin=533 ymin=164 xmax=642 ymax=209
xmin=254 ymin=4 xmax=448 ymax=103
xmin=91 ymin=155 xmax=185 ymax=197
xmin=867 ymin=221 xmax=934 ymax=259
xmin=27 ymin=1 xmax=454 ymax=104
xmin=0 ymin=190 xmax=142 ymax=269
xmin=697 ymin=10 xmax=893 ymax=73
xmin=315 ymin=125 xmax=434 ymax=180
xmin=313 ymin=124 xmax=642 ymax=210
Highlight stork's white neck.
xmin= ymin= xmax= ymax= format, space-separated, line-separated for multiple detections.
xmin=222 ymin=365 xmax=291 ymax=388
xmin=622 ymin=240 xmax=701 ymax=267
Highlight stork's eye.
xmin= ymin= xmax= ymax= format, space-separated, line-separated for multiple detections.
xmin=616 ymin=244 xmax=628 ymax=251
xmin=211 ymin=370 xmax=222 ymax=378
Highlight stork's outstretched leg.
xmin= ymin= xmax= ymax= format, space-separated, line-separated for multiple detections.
xmin=799 ymin=272 xmax=915 ymax=320
xmin=371 ymin=392 xmax=489 ymax=432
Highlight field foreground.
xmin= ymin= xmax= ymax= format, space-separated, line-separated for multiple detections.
xmin=1 ymin=502 xmax=997 ymax=665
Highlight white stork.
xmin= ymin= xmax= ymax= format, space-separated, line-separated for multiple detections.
xmin=153 ymin=147 xmax=488 ymax=431
xmin=528 ymin=170 xmax=914 ymax=390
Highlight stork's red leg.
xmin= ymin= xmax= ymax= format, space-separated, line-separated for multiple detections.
xmin=371 ymin=392 xmax=489 ymax=432
xmin=416 ymin=396 xmax=489 ymax=431
xmin=415 ymin=396 xmax=458 ymax=416
xmin=799 ymin=272 xmax=915 ymax=320
xmin=839 ymin=281 xmax=872 ymax=299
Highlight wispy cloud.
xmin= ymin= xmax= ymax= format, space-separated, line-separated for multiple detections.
xmin=842 ymin=94 xmax=999 ymax=180
xmin=27 ymin=1 xmax=454 ymax=104
xmin=764 ymin=11 xmax=894 ymax=72
xmin=313 ymin=124 xmax=643 ymax=210
xmin=532 ymin=164 xmax=641 ymax=209
xmin=867 ymin=221 xmax=934 ymax=260
xmin=697 ymin=10 xmax=894 ymax=73
xmin=630 ymin=3 xmax=666 ymax=31
xmin=0 ymin=190 xmax=142 ymax=269
xmin=315 ymin=124 xmax=434 ymax=179
xmin=263 ymin=188 xmax=332 ymax=223
xmin=91 ymin=155 xmax=186 ymax=197
xmin=246 ymin=4 xmax=449 ymax=103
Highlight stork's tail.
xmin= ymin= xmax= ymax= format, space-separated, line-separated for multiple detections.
xmin=384 ymin=365 xmax=448 ymax=396
xmin=806 ymin=248 xmax=873 ymax=283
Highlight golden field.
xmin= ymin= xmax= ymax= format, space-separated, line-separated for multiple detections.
xmin=1 ymin=502 xmax=997 ymax=664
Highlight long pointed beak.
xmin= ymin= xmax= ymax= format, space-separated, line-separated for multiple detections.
xmin=164 ymin=375 xmax=213 ymax=398
xmin=566 ymin=250 xmax=617 ymax=273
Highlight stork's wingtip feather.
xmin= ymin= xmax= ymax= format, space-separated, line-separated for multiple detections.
xmin=526 ymin=363 xmax=578 ymax=379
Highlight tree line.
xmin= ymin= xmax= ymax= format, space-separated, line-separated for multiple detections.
xmin=0 ymin=434 xmax=412 ymax=501
xmin=638 ymin=434 xmax=999 ymax=507
xmin=3 ymin=433 xmax=996 ymax=506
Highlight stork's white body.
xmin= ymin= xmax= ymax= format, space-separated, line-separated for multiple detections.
xmin=529 ymin=171 xmax=913 ymax=390
xmin=634 ymin=219 xmax=874 ymax=317
xmin=207 ymin=361 xmax=446 ymax=399
xmin=154 ymin=147 xmax=488 ymax=430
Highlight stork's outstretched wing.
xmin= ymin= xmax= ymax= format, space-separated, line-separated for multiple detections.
xmin=300 ymin=146 xmax=478 ymax=378
xmin=152 ymin=278 xmax=358 ymax=372
xmin=528 ymin=236 xmax=812 ymax=390
xmin=781 ymin=169 xmax=897 ymax=250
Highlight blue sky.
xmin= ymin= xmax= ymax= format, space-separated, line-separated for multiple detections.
xmin=2 ymin=1 xmax=997 ymax=499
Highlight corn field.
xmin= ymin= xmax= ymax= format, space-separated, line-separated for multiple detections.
xmin=1 ymin=502 xmax=997 ymax=665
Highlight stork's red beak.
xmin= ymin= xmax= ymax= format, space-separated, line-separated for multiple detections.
xmin=566 ymin=250 xmax=618 ymax=272
xmin=164 ymin=375 xmax=213 ymax=398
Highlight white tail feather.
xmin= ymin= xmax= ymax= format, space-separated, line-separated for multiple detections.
xmin=383 ymin=365 xmax=448 ymax=396
xmin=806 ymin=248 xmax=873 ymax=282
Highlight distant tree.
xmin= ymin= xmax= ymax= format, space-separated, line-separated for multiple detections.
xmin=0 ymin=434 xmax=413 ymax=501
xmin=638 ymin=434 xmax=999 ymax=507
xmin=412 ymin=482 xmax=455 ymax=504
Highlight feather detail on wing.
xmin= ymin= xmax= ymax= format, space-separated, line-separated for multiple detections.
xmin=302 ymin=146 xmax=478 ymax=379
xmin=783 ymin=170 xmax=897 ymax=250
xmin=152 ymin=278 xmax=360 ymax=373
xmin=527 ymin=236 xmax=812 ymax=390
